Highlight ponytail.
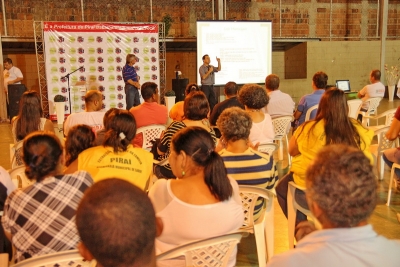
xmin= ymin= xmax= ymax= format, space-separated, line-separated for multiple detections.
xmin=203 ymin=151 xmax=233 ymax=201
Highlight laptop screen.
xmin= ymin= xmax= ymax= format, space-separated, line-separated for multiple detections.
xmin=336 ymin=80 xmax=351 ymax=92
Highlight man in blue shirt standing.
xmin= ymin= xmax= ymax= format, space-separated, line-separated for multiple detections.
xmin=122 ymin=54 xmax=141 ymax=110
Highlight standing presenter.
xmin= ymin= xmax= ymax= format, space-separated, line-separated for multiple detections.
xmin=122 ymin=54 xmax=141 ymax=110
xmin=199 ymin=54 xmax=221 ymax=112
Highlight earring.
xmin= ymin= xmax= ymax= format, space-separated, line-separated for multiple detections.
xmin=181 ymin=169 xmax=186 ymax=177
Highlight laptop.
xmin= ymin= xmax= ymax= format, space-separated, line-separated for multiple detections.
xmin=335 ymin=80 xmax=351 ymax=93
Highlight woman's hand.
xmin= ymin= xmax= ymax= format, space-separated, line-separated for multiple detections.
xmin=295 ymin=220 xmax=316 ymax=241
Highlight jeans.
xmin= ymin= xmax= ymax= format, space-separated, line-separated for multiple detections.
xmin=201 ymin=84 xmax=217 ymax=112
xmin=383 ymin=152 xmax=400 ymax=178
xmin=125 ymin=84 xmax=140 ymax=110
xmin=276 ymin=172 xmax=308 ymax=226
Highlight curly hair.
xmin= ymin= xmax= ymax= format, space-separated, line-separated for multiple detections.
xmin=306 ymin=144 xmax=377 ymax=227
xmin=238 ymin=84 xmax=269 ymax=109
xmin=65 ymin=124 xmax=95 ymax=166
xmin=184 ymin=83 xmax=200 ymax=96
xmin=217 ymin=107 xmax=252 ymax=142
xmin=23 ymin=131 xmax=63 ymax=182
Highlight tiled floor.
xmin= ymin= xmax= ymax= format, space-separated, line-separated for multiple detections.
xmin=2 ymin=99 xmax=400 ymax=266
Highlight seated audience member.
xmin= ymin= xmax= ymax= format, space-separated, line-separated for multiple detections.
xmin=130 ymin=82 xmax=167 ymax=147
xmin=0 ymin=166 xmax=16 ymax=259
xmin=217 ymin=107 xmax=278 ymax=218
xmin=63 ymin=90 xmax=105 ymax=136
xmin=267 ymin=145 xmax=400 ymax=267
xmin=76 ymin=179 xmax=161 ymax=267
xmin=169 ymin=83 xmax=201 ymax=121
xmin=94 ymin=108 xmax=118 ymax=146
xmin=12 ymin=91 xmax=54 ymax=143
xmin=156 ymin=91 xmax=216 ymax=178
xmin=276 ymin=88 xmax=373 ymax=225
xmin=382 ymin=106 xmax=400 ymax=190
xmin=357 ymin=69 xmax=385 ymax=111
xmin=238 ymin=84 xmax=274 ymax=145
xmin=11 ymin=91 xmax=54 ymax=166
xmin=64 ymin=124 xmax=95 ymax=173
xmin=263 ymin=74 xmax=294 ymax=118
xmin=210 ymin=81 xmax=244 ymax=126
xmin=1 ymin=132 xmax=93 ymax=263
xmin=66 ymin=109 xmax=153 ymax=190
xmin=217 ymin=107 xmax=278 ymax=190
xmin=293 ymin=71 xmax=328 ymax=130
xmin=149 ymin=127 xmax=243 ymax=267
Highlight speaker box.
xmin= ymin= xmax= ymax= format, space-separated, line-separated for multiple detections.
xmin=8 ymin=84 xmax=27 ymax=119
xmin=172 ymin=78 xmax=189 ymax=102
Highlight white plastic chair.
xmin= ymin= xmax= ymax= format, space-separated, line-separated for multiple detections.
xmin=136 ymin=124 xmax=166 ymax=151
xmin=386 ymin=162 xmax=400 ymax=206
xmin=10 ymin=141 xmax=24 ymax=169
xmin=304 ymin=104 xmax=318 ymax=122
xmin=12 ymin=249 xmax=94 ymax=267
xmin=239 ymin=185 xmax=275 ymax=266
xmin=287 ymin=181 xmax=319 ymax=249
xmin=156 ymin=232 xmax=243 ymax=267
xmin=8 ymin=166 xmax=35 ymax=189
xmin=347 ymin=99 xmax=362 ymax=119
xmin=258 ymin=143 xmax=278 ymax=156
xmin=271 ymin=115 xmax=293 ymax=165
xmin=359 ymin=97 xmax=382 ymax=127
xmin=369 ymin=126 xmax=395 ymax=180
xmin=365 ymin=108 xmax=397 ymax=133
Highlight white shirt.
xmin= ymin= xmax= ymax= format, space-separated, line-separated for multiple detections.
xmin=63 ymin=111 xmax=105 ymax=136
xmin=267 ymin=224 xmax=400 ymax=267
xmin=359 ymin=82 xmax=385 ymax=109
xmin=249 ymin=113 xmax=275 ymax=145
xmin=148 ymin=178 xmax=244 ymax=267
xmin=263 ymin=90 xmax=295 ymax=118
xmin=3 ymin=66 xmax=23 ymax=91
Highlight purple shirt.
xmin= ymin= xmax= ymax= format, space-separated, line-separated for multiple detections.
xmin=122 ymin=64 xmax=138 ymax=84
xmin=297 ymin=89 xmax=325 ymax=126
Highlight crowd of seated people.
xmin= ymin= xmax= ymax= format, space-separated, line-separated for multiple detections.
xmin=2 ymin=67 xmax=400 ymax=267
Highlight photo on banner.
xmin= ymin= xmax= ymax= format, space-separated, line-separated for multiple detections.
xmin=43 ymin=22 xmax=159 ymax=119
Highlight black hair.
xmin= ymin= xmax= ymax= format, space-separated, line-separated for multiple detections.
xmin=23 ymin=131 xmax=63 ymax=182
xmin=76 ymin=179 xmax=156 ymax=267
xmin=103 ymin=110 xmax=136 ymax=152
xmin=171 ymin=127 xmax=233 ymax=201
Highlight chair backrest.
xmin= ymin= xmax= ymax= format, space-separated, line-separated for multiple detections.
xmin=136 ymin=124 xmax=166 ymax=150
xmin=305 ymin=104 xmax=319 ymax=121
xmin=347 ymin=99 xmax=362 ymax=119
xmin=375 ymin=126 xmax=395 ymax=152
xmin=379 ymin=108 xmax=397 ymax=126
xmin=258 ymin=143 xmax=278 ymax=156
xmin=239 ymin=185 xmax=274 ymax=228
xmin=10 ymin=140 xmax=24 ymax=169
xmin=12 ymin=249 xmax=94 ymax=267
xmin=156 ymin=232 xmax=243 ymax=267
xmin=365 ymin=97 xmax=382 ymax=115
xmin=271 ymin=115 xmax=293 ymax=137
xmin=8 ymin=166 xmax=35 ymax=189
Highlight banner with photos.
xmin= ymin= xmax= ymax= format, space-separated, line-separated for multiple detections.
xmin=43 ymin=22 xmax=159 ymax=119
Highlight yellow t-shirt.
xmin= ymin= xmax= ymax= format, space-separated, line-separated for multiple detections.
xmin=290 ymin=120 xmax=373 ymax=187
xmin=78 ymin=145 xmax=153 ymax=190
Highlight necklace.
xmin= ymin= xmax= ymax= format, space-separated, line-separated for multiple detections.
xmin=247 ymin=109 xmax=261 ymax=113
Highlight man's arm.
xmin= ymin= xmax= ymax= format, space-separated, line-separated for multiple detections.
xmin=127 ymin=79 xmax=140 ymax=89
xmin=216 ymin=57 xmax=221 ymax=71
xmin=200 ymin=66 xmax=213 ymax=80
xmin=357 ymin=86 xmax=366 ymax=98
xmin=293 ymin=110 xmax=302 ymax=120
xmin=7 ymin=76 xmax=23 ymax=85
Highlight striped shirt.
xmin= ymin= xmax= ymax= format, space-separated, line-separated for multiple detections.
xmin=219 ymin=148 xmax=278 ymax=217
xmin=122 ymin=64 xmax=138 ymax=84
xmin=158 ymin=121 xmax=217 ymax=171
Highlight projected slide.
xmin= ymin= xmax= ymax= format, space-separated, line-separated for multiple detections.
xmin=197 ymin=21 xmax=272 ymax=85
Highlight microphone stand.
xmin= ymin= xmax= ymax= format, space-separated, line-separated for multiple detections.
xmin=61 ymin=66 xmax=84 ymax=113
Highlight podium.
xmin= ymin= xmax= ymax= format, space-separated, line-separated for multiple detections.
xmin=172 ymin=78 xmax=188 ymax=102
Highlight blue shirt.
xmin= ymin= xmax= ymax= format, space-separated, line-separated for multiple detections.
xmin=296 ymin=89 xmax=325 ymax=126
xmin=122 ymin=64 xmax=138 ymax=83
